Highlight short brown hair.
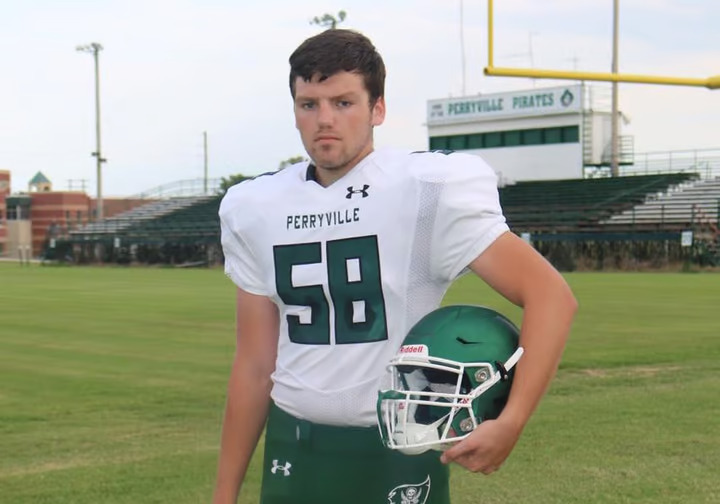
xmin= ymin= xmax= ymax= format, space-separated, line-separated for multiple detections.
xmin=289 ymin=29 xmax=386 ymax=106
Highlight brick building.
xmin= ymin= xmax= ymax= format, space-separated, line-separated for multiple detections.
xmin=30 ymin=191 xmax=92 ymax=255
xmin=2 ymin=171 xmax=150 ymax=258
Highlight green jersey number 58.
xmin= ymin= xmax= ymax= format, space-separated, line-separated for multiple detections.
xmin=273 ymin=235 xmax=388 ymax=345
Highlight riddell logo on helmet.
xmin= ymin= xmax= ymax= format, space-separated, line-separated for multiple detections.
xmin=400 ymin=344 xmax=428 ymax=355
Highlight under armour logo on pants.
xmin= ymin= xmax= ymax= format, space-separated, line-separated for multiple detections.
xmin=271 ymin=459 xmax=292 ymax=476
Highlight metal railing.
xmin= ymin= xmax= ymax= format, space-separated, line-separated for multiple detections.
xmin=130 ymin=177 xmax=223 ymax=200
xmin=620 ymin=148 xmax=720 ymax=179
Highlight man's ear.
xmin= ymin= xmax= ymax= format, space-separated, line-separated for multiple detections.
xmin=371 ymin=96 xmax=386 ymax=127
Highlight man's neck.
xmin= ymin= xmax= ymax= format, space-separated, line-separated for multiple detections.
xmin=310 ymin=148 xmax=375 ymax=187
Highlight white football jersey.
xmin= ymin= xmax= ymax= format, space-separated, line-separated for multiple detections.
xmin=219 ymin=147 xmax=508 ymax=426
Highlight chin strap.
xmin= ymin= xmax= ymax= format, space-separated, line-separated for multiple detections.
xmin=496 ymin=346 xmax=524 ymax=381
xmin=506 ymin=346 xmax=525 ymax=369
xmin=495 ymin=360 xmax=508 ymax=380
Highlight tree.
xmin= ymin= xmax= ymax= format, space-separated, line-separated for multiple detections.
xmin=278 ymin=155 xmax=308 ymax=171
xmin=310 ymin=10 xmax=347 ymax=30
xmin=219 ymin=173 xmax=251 ymax=194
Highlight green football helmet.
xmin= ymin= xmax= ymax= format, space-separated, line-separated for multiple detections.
xmin=377 ymin=305 xmax=523 ymax=455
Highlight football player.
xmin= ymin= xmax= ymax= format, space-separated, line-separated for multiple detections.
xmin=213 ymin=29 xmax=577 ymax=504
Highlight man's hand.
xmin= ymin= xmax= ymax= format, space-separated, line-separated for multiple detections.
xmin=439 ymin=417 xmax=523 ymax=474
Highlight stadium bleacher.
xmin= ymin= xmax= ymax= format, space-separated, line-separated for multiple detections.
xmin=121 ymin=195 xmax=222 ymax=243
xmin=70 ymin=195 xmax=220 ymax=241
xmin=59 ymin=194 xmax=221 ymax=265
xmin=53 ymin=171 xmax=718 ymax=267
xmin=500 ymin=172 xmax=698 ymax=233
xmin=67 ymin=173 xmax=703 ymax=245
xmin=601 ymin=176 xmax=720 ymax=231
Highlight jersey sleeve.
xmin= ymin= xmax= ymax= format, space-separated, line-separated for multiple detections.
xmin=427 ymin=152 xmax=509 ymax=281
xmin=218 ymin=185 xmax=269 ymax=295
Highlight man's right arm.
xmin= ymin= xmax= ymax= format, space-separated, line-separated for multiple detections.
xmin=213 ymin=288 xmax=279 ymax=504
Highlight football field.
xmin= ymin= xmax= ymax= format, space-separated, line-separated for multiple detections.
xmin=0 ymin=263 xmax=718 ymax=503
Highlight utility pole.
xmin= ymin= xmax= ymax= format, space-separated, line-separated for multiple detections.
xmin=203 ymin=131 xmax=208 ymax=195
xmin=611 ymin=0 xmax=620 ymax=176
xmin=76 ymin=42 xmax=106 ymax=219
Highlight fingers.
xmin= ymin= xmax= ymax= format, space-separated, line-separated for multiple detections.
xmin=477 ymin=463 xmax=500 ymax=475
xmin=445 ymin=451 xmax=501 ymax=474
xmin=440 ymin=419 xmax=517 ymax=474
xmin=440 ymin=439 xmax=471 ymax=465
xmin=440 ymin=439 xmax=505 ymax=474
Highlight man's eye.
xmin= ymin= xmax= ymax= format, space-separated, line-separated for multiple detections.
xmin=337 ymin=100 xmax=351 ymax=108
xmin=300 ymin=102 xmax=315 ymax=110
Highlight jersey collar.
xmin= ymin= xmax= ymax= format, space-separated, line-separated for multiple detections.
xmin=305 ymin=163 xmax=319 ymax=183
xmin=304 ymin=151 xmax=377 ymax=187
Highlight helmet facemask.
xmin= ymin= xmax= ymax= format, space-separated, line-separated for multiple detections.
xmin=377 ymin=345 xmax=523 ymax=455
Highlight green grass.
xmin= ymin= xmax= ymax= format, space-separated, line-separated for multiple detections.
xmin=0 ymin=264 xmax=718 ymax=503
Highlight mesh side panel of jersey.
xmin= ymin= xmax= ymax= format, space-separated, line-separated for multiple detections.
xmin=405 ymin=180 xmax=446 ymax=338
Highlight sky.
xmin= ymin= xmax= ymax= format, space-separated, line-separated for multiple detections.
xmin=1 ymin=0 xmax=719 ymax=196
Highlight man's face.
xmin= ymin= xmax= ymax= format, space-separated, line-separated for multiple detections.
xmin=293 ymin=71 xmax=385 ymax=185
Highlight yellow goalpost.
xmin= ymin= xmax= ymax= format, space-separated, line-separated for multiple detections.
xmin=483 ymin=0 xmax=720 ymax=89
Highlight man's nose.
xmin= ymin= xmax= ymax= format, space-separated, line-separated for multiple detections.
xmin=317 ymin=101 xmax=334 ymax=127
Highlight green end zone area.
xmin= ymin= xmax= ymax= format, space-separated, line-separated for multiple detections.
xmin=1 ymin=264 xmax=718 ymax=503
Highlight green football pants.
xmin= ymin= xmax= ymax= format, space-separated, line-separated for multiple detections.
xmin=260 ymin=402 xmax=450 ymax=504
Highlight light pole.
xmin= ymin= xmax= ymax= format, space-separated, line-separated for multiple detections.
xmin=203 ymin=131 xmax=209 ymax=195
xmin=76 ymin=42 xmax=106 ymax=220
xmin=610 ymin=0 xmax=620 ymax=177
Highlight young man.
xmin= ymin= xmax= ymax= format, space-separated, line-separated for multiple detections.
xmin=214 ymin=29 xmax=577 ymax=504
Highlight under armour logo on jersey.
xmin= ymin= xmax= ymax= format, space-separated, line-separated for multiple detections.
xmin=271 ymin=459 xmax=292 ymax=476
xmin=346 ymin=184 xmax=370 ymax=199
